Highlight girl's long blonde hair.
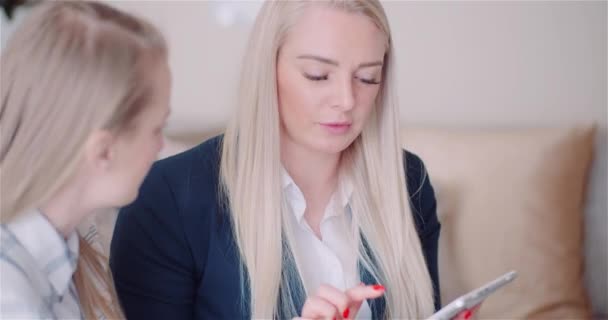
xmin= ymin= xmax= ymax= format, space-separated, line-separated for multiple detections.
xmin=1 ymin=1 xmax=167 ymax=318
xmin=220 ymin=1 xmax=435 ymax=318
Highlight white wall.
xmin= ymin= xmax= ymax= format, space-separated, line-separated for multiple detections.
xmin=3 ymin=0 xmax=606 ymax=314
xmin=107 ymin=1 xmax=251 ymax=134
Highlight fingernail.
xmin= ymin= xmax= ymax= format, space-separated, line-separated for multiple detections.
xmin=343 ymin=308 xmax=350 ymax=318
xmin=372 ymin=284 xmax=385 ymax=291
xmin=464 ymin=310 xmax=472 ymax=320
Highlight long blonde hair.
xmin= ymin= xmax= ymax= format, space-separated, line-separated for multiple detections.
xmin=0 ymin=1 xmax=167 ymax=318
xmin=220 ymin=0 xmax=435 ymax=318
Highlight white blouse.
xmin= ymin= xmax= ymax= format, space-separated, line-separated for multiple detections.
xmin=282 ymin=170 xmax=373 ymax=319
xmin=0 ymin=209 xmax=83 ymax=319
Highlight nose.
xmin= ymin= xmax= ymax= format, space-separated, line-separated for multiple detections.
xmin=333 ymin=76 xmax=355 ymax=111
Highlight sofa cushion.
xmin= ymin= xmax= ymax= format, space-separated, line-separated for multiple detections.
xmin=402 ymin=126 xmax=595 ymax=319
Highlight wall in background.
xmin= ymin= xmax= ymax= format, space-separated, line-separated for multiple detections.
xmin=2 ymin=0 xmax=606 ymax=314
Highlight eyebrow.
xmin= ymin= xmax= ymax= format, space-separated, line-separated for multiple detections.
xmin=296 ymin=54 xmax=383 ymax=69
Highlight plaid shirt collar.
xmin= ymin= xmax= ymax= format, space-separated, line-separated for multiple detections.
xmin=7 ymin=209 xmax=79 ymax=297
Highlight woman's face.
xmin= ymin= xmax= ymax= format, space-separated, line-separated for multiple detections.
xmin=277 ymin=5 xmax=386 ymax=155
xmin=105 ymin=60 xmax=172 ymax=206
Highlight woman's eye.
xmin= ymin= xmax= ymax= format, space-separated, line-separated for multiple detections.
xmin=304 ymin=73 xmax=328 ymax=81
xmin=356 ymin=75 xmax=381 ymax=85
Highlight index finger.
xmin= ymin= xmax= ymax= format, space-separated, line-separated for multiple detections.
xmin=345 ymin=284 xmax=386 ymax=302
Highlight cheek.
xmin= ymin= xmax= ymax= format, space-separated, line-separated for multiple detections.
xmin=148 ymin=137 xmax=163 ymax=164
xmin=355 ymin=87 xmax=380 ymax=118
xmin=130 ymin=143 xmax=158 ymax=184
xmin=135 ymin=135 xmax=162 ymax=167
xmin=155 ymin=135 xmax=164 ymax=154
xmin=278 ymin=68 xmax=320 ymax=127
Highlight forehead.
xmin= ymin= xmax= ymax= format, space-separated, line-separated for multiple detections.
xmin=282 ymin=5 xmax=387 ymax=61
xmin=137 ymin=61 xmax=171 ymax=119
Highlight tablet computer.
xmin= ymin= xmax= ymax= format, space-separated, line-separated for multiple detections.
xmin=427 ymin=270 xmax=518 ymax=320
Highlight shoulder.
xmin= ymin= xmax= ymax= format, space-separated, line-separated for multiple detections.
xmin=111 ymin=136 xmax=226 ymax=295
xmin=158 ymin=134 xmax=223 ymax=170
xmin=117 ymin=134 xmax=225 ymax=226
xmin=112 ymin=136 xmax=225 ymax=272
xmin=402 ymin=149 xmax=438 ymax=234
xmin=403 ymin=149 xmax=428 ymax=194
xmin=135 ymin=135 xmax=224 ymax=206
xmin=153 ymin=134 xmax=223 ymax=183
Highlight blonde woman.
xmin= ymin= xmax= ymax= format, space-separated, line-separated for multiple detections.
xmin=0 ymin=1 xmax=171 ymax=319
xmin=111 ymin=1 xmax=477 ymax=319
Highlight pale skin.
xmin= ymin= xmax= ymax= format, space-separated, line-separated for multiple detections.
xmin=277 ymin=5 xmax=479 ymax=320
xmin=40 ymin=61 xmax=171 ymax=239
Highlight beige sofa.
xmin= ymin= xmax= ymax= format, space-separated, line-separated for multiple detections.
xmin=88 ymin=125 xmax=601 ymax=319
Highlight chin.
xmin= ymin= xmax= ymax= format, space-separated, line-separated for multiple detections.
xmin=314 ymin=135 xmax=357 ymax=154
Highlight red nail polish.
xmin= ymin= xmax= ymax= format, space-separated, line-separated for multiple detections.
xmin=343 ymin=308 xmax=350 ymax=318
xmin=464 ymin=310 xmax=472 ymax=320
xmin=372 ymin=284 xmax=385 ymax=291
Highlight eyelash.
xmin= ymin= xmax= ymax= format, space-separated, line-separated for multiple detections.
xmin=304 ymin=73 xmax=381 ymax=85
xmin=304 ymin=74 xmax=328 ymax=81
xmin=356 ymin=76 xmax=381 ymax=85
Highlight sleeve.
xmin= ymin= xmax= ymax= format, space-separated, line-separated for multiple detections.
xmin=109 ymin=164 xmax=196 ymax=320
xmin=405 ymin=151 xmax=442 ymax=311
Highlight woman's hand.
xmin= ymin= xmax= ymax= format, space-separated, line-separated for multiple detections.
xmin=294 ymin=283 xmax=385 ymax=320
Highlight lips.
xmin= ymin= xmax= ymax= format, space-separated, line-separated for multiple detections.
xmin=319 ymin=122 xmax=352 ymax=134
xmin=320 ymin=121 xmax=352 ymax=127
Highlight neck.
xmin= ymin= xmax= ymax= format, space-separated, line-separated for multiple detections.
xmin=40 ymin=182 xmax=91 ymax=239
xmin=281 ymin=136 xmax=341 ymax=210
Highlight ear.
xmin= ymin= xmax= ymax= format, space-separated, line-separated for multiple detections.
xmin=82 ymin=129 xmax=116 ymax=171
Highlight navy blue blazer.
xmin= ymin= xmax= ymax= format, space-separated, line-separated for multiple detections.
xmin=110 ymin=136 xmax=441 ymax=319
